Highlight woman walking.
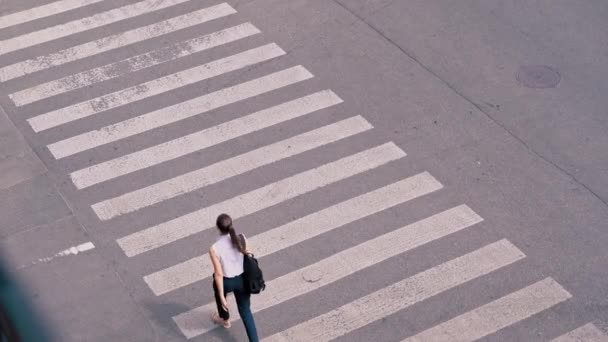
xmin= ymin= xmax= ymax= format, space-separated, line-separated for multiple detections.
xmin=209 ymin=213 xmax=259 ymax=342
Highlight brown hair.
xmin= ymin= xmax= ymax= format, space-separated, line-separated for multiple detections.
xmin=216 ymin=213 xmax=245 ymax=254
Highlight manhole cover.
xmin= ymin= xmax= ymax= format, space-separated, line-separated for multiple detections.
xmin=517 ymin=65 xmax=561 ymax=88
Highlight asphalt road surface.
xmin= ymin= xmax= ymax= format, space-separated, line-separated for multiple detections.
xmin=0 ymin=0 xmax=607 ymax=341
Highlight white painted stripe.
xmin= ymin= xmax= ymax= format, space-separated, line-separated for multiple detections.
xmin=0 ymin=0 xmax=105 ymax=30
xmin=71 ymin=90 xmax=342 ymax=191
xmin=262 ymin=239 xmax=525 ymax=342
xmin=45 ymin=65 xmax=313 ymax=157
xmin=146 ymin=172 xmax=445 ymax=296
xmin=179 ymin=238 xmax=522 ymax=340
xmin=3 ymin=4 xmax=239 ymax=85
xmin=552 ymin=323 xmax=608 ymax=342
xmin=18 ymin=241 xmax=95 ymax=269
xmin=0 ymin=0 xmax=197 ymax=55
xmin=403 ymin=278 xmax=572 ymax=342
xmin=28 ymin=43 xmax=285 ymax=130
xmin=9 ymin=22 xmax=253 ymax=101
xmin=117 ymin=142 xmax=405 ymax=257
xmin=93 ymin=115 xmax=367 ymax=219
xmin=58 ymin=241 xmax=96 ymax=255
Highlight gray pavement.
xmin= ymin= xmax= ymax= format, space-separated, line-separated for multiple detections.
xmin=0 ymin=0 xmax=607 ymax=341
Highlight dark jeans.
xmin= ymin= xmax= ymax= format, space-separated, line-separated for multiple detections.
xmin=213 ymin=274 xmax=259 ymax=342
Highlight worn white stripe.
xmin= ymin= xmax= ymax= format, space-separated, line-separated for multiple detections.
xmin=0 ymin=0 xmax=105 ymax=30
xmin=18 ymin=241 xmax=96 ymax=269
xmin=1 ymin=20 xmax=256 ymax=83
xmin=69 ymin=91 xmax=340 ymax=191
xmin=180 ymin=239 xmax=522 ymax=340
xmin=3 ymin=4 xmax=239 ymax=85
xmin=93 ymin=115 xmax=366 ymax=219
xmin=173 ymin=204 xmax=481 ymax=338
xmin=71 ymin=90 xmax=342 ymax=190
xmin=46 ymin=65 xmax=313 ymax=157
xmin=146 ymin=172 xmax=444 ymax=296
xmin=28 ymin=43 xmax=285 ymax=131
xmin=552 ymin=323 xmax=608 ymax=342
xmin=117 ymin=142 xmax=405 ymax=257
xmin=0 ymin=0 xmax=196 ymax=55
xmin=404 ymin=278 xmax=572 ymax=342
xmin=262 ymin=239 xmax=525 ymax=342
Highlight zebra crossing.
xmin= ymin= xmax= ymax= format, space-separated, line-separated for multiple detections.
xmin=1 ymin=0 xmax=606 ymax=340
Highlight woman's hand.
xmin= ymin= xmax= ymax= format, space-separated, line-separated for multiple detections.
xmin=220 ymin=296 xmax=229 ymax=311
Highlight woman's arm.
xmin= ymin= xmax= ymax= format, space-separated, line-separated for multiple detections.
xmin=209 ymin=246 xmax=228 ymax=310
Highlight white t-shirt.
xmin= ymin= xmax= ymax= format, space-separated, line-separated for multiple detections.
xmin=212 ymin=234 xmax=245 ymax=277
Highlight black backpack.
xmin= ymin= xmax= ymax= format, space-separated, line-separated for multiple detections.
xmin=242 ymin=253 xmax=266 ymax=294
xmin=239 ymin=234 xmax=266 ymax=294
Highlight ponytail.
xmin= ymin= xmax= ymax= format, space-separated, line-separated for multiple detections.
xmin=228 ymin=225 xmax=246 ymax=254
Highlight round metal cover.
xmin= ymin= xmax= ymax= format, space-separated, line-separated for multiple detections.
xmin=517 ymin=65 xmax=561 ymax=88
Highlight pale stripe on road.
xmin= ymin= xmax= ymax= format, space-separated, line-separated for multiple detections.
xmin=116 ymin=142 xmax=406 ymax=257
xmin=179 ymin=239 xmax=521 ymax=340
xmin=92 ymin=115 xmax=366 ymax=219
xmin=46 ymin=65 xmax=313 ymax=158
xmin=3 ymin=3 xmax=239 ymax=84
xmin=552 ymin=323 xmax=608 ymax=342
xmin=261 ymin=239 xmax=525 ymax=342
xmin=0 ymin=0 xmax=195 ymax=55
xmin=0 ymin=0 xmax=105 ymax=30
xmin=173 ymin=204 xmax=482 ymax=338
xmin=146 ymin=172 xmax=444 ymax=296
xmin=71 ymin=90 xmax=342 ymax=190
xmin=28 ymin=43 xmax=286 ymax=130
xmin=403 ymin=278 xmax=572 ymax=342
xmin=70 ymin=90 xmax=342 ymax=191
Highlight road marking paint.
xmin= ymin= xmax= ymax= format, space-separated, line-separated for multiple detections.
xmin=92 ymin=115 xmax=366 ymax=219
xmin=28 ymin=43 xmax=285 ymax=130
xmin=552 ymin=323 xmax=608 ymax=342
xmin=178 ymin=238 xmax=521 ymax=340
xmin=261 ymin=239 xmax=525 ymax=342
xmin=116 ymin=142 xmax=406 ymax=257
xmin=3 ymin=3 xmax=239 ymax=84
xmin=45 ymin=65 xmax=313 ymax=157
xmin=0 ymin=0 xmax=105 ymax=30
xmin=145 ymin=172 xmax=445 ymax=296
xmin=17 ymin=241 xmax=95 ymax=269
xmin=403 ymin=278 xmax=572 ymax=341
xmin=71 ymin=90 xmax=342 ymax=190
xmin=0 ymin=0 xmax=198 ymax=55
